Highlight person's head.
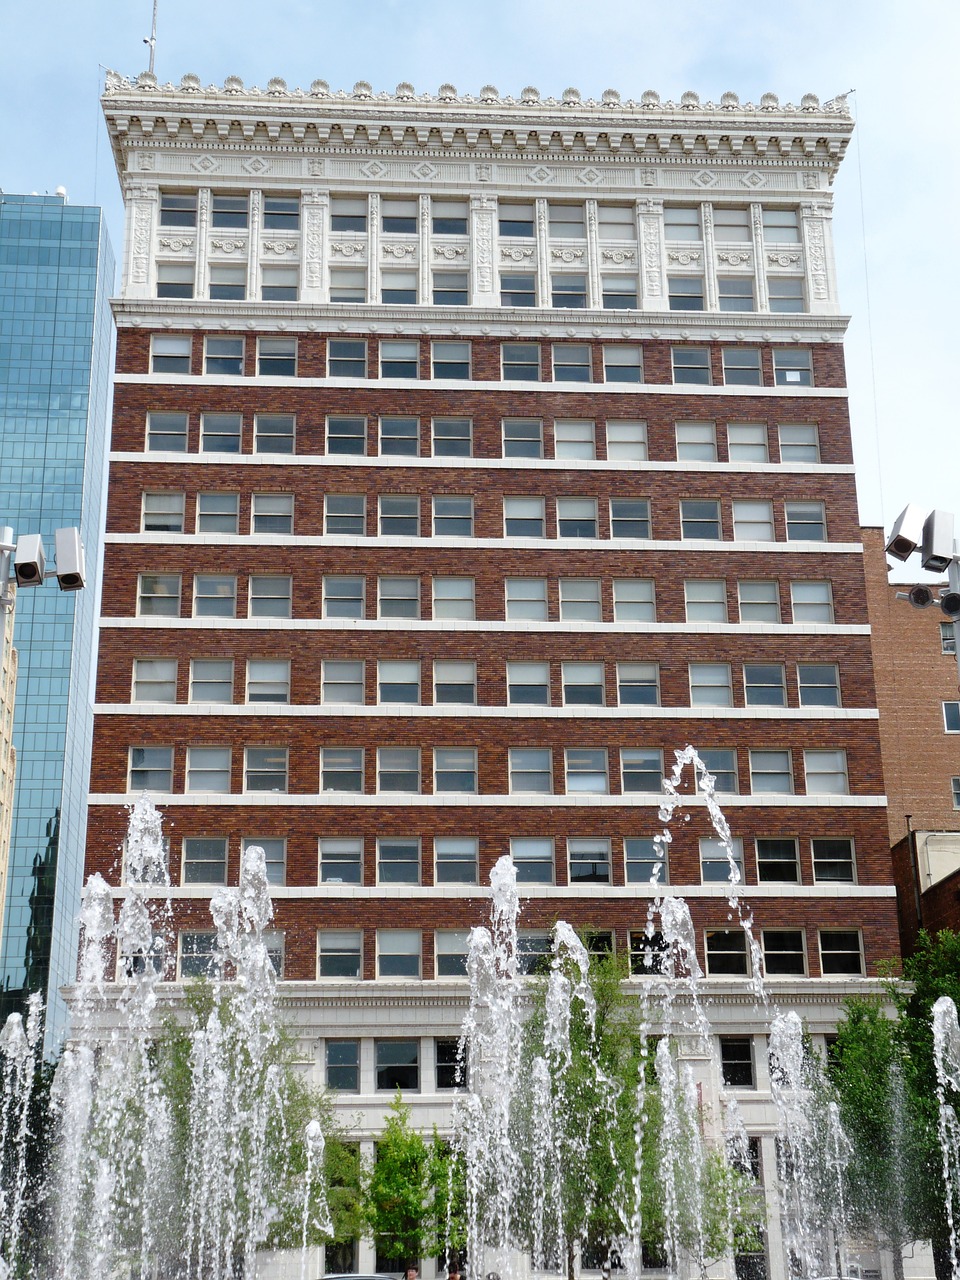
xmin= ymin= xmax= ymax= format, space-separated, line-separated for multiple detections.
xmin=405 ymin=1267 xmax=419 ymax=1280
xmin=447 ymin=1266 xmax=461 ymax=1280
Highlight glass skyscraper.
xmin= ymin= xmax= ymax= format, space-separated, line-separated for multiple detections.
xmin=0 ymin=193 xmax=114 ymax=1049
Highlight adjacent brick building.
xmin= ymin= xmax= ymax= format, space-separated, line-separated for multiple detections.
xmin=89 ymin=72 xmax=904 ymax=1278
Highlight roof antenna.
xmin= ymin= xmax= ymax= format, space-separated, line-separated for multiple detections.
xmin=143 ymin=0 xmax=158 ymax=75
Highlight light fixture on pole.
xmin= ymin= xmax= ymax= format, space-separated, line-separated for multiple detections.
xmin=887 ymin=504 xmax=960 ymax=681
xmin=0 ymin=525 xmax=86 ymax=612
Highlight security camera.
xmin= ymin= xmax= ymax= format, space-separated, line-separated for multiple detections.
xmin=13 ymin=533 xmax=46 ymax=587
xmin=907 ymin=585 xmax=937 ymax=609
xmin=54 ymin=527 xmax=86 ymax=591
xmin=921 ymin=509 xmax=956 ymax=574
xmin=941 ymin=590 xmax=960 ymax=619
xmin=886 ymin=504 xmax=927 ymax=561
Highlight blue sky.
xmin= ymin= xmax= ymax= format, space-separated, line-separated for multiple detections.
xmin=2 ymin=0 xmax=958 ymax=548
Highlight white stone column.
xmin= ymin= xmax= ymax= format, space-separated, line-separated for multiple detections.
xmin=750 ymin=201 xmax=769 ymax=311
xmin=123 ymin=183 xmax=158 ymax=300
xmin=247 ymin=189 xmax=262 ymax=301
xmin=702 ymin=200 xmax=719 ymax=312
xmin=301 ymin=187 xmax=328 ymax=303
xmin=535 ymin=197 xmax=550 ymax=305
xmin=419 ymin=194 xmax=431 ymax=304
xmin=800 ymin=201 xmax=834 ymax=313
xmin=637 ymin=197 xmax=668 ymax=311
xmin=585 ymin=198 xmax=601 ymax=309
xmin=469 ymin=194 xmax=496 ymax=306
xmin=194 ymin=187 xmax=210 ymax=300
xmin=367 ymin=193 xmax=381 ymax=302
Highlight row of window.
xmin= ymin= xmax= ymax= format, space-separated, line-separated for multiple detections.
xmin=165 ymin=923 xmax=865 ymax=985
xmin=128 ymin=744 xmax=855 ymax=797
xmin=159 ymin=193 xmax=804 ymax=246
xmin=134 ymin=572 xmax=838 ymax=624
xmin=130 ymin=656 xmax=844 ymax=711
xmin=151 ymin=334 xmax=816 ymax=387
xmin=141 ymin=491 xmax=833 ymax=544
xmin=159 ymin=832 xmax=859 ymax=889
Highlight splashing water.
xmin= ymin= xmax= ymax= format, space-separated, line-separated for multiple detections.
xmin=933 ymin=996 xmax=960 ymax=1279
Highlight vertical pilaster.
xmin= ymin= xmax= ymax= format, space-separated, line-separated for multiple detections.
xmin=124 ymin=183 xmax=158 ymax=300
xmin=247 ymin=189 xmax=262 ymax=301
xmin=470 ymin=194 xmax=496 ymax=306
xmin=301 ymin=188 xmax=328 ymax=303
xmin=419 ymin=194 xmax=431 ymax=304
xmin=195 ymin=188 xmax=210 ymax=299
xmin=750 ymin=201 xmax=769 ymax=311
xmin=701 ymin=201 xmax=719 ymax=312
xmin=367 ymin=193 xmax=380 ymax=303
xmin=637 ymin=197 xmax=667 ymax=311
xmin=801 ymin=201 xmax=833 ymax=313
xmin=535 ymin=197 xmax=550 ymax=306
xmin=585 ymin=198 xmax=601 ymax=309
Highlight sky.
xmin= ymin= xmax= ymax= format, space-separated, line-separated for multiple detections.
xmin=2 ymin=0 xmax=958 ymax=563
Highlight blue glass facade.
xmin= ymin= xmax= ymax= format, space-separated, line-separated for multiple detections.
xmin=0 ymin=194 xmax=114 ymax=1049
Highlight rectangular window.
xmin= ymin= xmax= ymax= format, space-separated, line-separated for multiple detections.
xmin=559 ymin=578 xmax=602 ymax=622
xmin=249 ymin=575 xmax=292 ymax=619
xmin=946 ymin=702 xmax=960 ymax=733
xmin=328 ymin=339 xmax=366 ymax=378
xmin=713 ymin=207 xmax=751 ymax=241
xmin=435 ymin=837 xmax=478 ymax=885
xmin=762 ymin=208 xmax=801 ymax=242
xmin=509 ymin=748 xmax=553 ymax=795
xmin=150 ymin=334 xmax=191 ymax=374
xmin=557 ymin=497 xmax=598 ymax=538
xmin=552 ymin=343 xmax=591 ymax=381
xmin=381 ymin=198 xmax=417 ymax=234
xmin=757 ymin=838 xmax=799 ymax=884
xmin=378 ymin=931 xmax=421 ymax=978
xmin=749 ymin=750 xmax=793 ymax=794
xmin=555 ymin=424 xmax=596 ymax=464
xmin=684 ymin=579 xmax=727 ymax=623
xmin=318 ymin=743 xmax=363 ymax=788
xmin=434 ymin=660 xmax=476 ymax=705
xmin=179 ymin=933 xmax=216 ymax=979
xmin=630 ymin=930 xmax=667 ymax=976
xmin=820 ymin=930 xmax=863 ymax=976
xmin=552 ymin=274 xmax=587 ymax=308
xmin=156 ymin=263 xmax=194 ymax=298
xmin=377 ymin=839 xmax=421 ymax=885
xmin=774 ymin=348 xmax=813 ymax=387
xmin=379 ymin=494 xmax=420 ymax=537
xmin=503 ymin=418 xmax=543 ymax=459
xmin=251 ymin=493 xmax=293 ymax=534
xmin=432 ymin=417 xmax=472 ymax=457
xmin=548 ymin=202 xmax=585 ymax=237
xmin=720 ymin=1037 xmax=755 ymax=1088
xmin=133 ymin=658 xmax=177 ymax=703
xmin=676 ymin=422 xmax=717 ymax=462
xmin=142 ymin=491 xmax=185 ymax=534
xmin=211 ymin=194 xmax=248 ymax=229
xmin=326 ymin=1040 xmax=359 ymax=1091
xmin=436 ymin=933 xmax=470 ymax=981
xmin=798 ymin=663 xmax=840 ymax=707
xmin=625 ymin=839 xmax=665 ymax=885
xmin=331 ymin=196 xmax=367 ymax=232
xmin=329 ymin=267 xmax=366 ymax=302
xmin=954 ymin=778 xmax=960 ymax=809
xmin=613 ymin=577 xmax=656 ymax=622
xmin=243 ymin=837 xmax=286 ymax=887
xmin=565 ymin=747 xmax=609 ymax=794
xmin=319 ymin=838 xmax=363 ymax=885
xmin=186 ymin=746 xmax=231 ymax=794
xmin=510 ymin=837 xmax=555 ymax=884
xmin=699 ymin=749 xmax=738 ymax=794
xmin=804 ymin=748 xmax=848 ymax=795
xmin=499 ymin=202 xmax=535 ymax=236
xmin=610 ymin=499 xmax=650 ymax=539
xmin=254 ymin=414 xmax=294 ymax=455
xmin=432 ymin=273 xmax=469 ymax=307
xmin=318 ymin=929 xmax=362 ymax=979
xmin=733 ymin=500 xmax=775 ymax=541
xmin=813 ymin=838 xmax=855 ymax=883
xmin=501 ymin=341 xmax=540 ymax=380
xmin=375 ymin=1039 xmax=420 ymax=1089
xmin=672 ymin=347 xmax=711 ymax=385
xmin=194 ymin=574 xmax=236 ymax=618
xmin=768 ymin=278 xmax=805 ymax=313
xmin=432 ymin=495 xmax=473 ymax=537
xmin=129 ymin=746 xmax=173 ymax=792
xmin=378 ymin=659 xmax=419 ymax=704
xmin=196 ymin=492 xmax=239 ymax=534
xmin=208 ymin=265 xmax=246 ymax=301
xmin=325 ymin=494 xmax=366 ymax=535
xmin=137 ymin=573 xmax=180 ymax=617
xmin=380 ymin=341 xmax=419 ymax=378
xmin=435 ymin=1037 xmax=465 ymax=1089
xmin=432 ymin=199 xmax=468 ymax=235
xmin=701 ymin=837 xmax=744 ymax=884
xmin=159 ymin=192 xmax=197 ymax=227
xmin=785 ymin=501 xmax=826 ymax=541
xmin=183 ymin=837 xmax=227 ymax=885
xmin=601 ymin=349 xmax=642 ymax=389
xmin=507 ymin=661 xmax=550 ymax=706
xmin=569 ymin=837 xmax=611 ymax=884
xmin=435 ymin=748 xmax=478 ymax=794
xmin=322 ymin=660 xmax=364 ymax=705
xmin=728 ymin=423 xmax=769 ymax=462
xmin=189 ymin=659 xmax=233 ymax=703
xmin=718 ymin=278 xmax=754 ymax=311
xmin=505 ymin=577 xmax=548 ymax=621
xmin=517 ymin=932 xmax=553 ymax=975
xmin=257 ymin=337 xmax=296 ymax=377
xmin=381 ymin=271 xmax=418 ymax=305
xmin=791 ymin=580 xmax=834 ymax=623
xmin=261 ymin=266 xmax=298 ymax=302
xmin=244 ymin=747 xmax=288 ymax=793
xmin=779 ymin=423 xmax=820 ymax=463
xmin=246 ymin=658 xmax=290 ymax=703
xmin=562 ymin=661 xmax=605 ymax=706
xmin=668 ymin=276 xmax=704 ymax=311
xmin=680 ymin=499 xmax=722 ymax=540
xmin=377 ymin=748 xmax=421 ymax=793
xmin=738 ymin=579 xmax=780 ymax=623
xmin=601 ymin=278 xmax=639 ymax=310
xmin=664 ymin=206 xmax=701 ymax=240
xmin=723 ymin=347 xmax=762 ymax=386
xmin=263 ymin=196 xmax=300 ymax=230
xmin=433 ymin=576 xmax=476 ymax=620
xmin=146 ymin=411 xmax=188 ymax=451
xmin=706 ymin=930 xmax=748 ymax=976
xmin=432 ymin=340 xmax=470 ymax=378
xmin=598 ymin=204 xmax=636 ymax=239
xmin=744 ymin=663 xmax=786 ymax=707
xmin=606 ymin=421 xmax=647 ymax=462
xmin=197 ymin=412 xmax=240 ymax=453
xmin=500 ymin=273 xmax=536 ymax=306
xmin=503 ymin=496 xmax=545 ymax=537
xmin=617 ymin=662 xmax=659 ymax=706
xmin=942 ymin=623 xmax=958 ymax=655
xmin=378 ymin=577 xmax=419 ymax=618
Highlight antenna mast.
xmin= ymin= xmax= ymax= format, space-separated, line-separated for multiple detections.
xmin=144 ymin=0 xmax=158 ymax=75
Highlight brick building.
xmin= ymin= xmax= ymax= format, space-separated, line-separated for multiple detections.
xmin=863 ymin=525 xmax=960 ymax=950
xmin=89 ymin=72 xmax=903 ymax=1277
